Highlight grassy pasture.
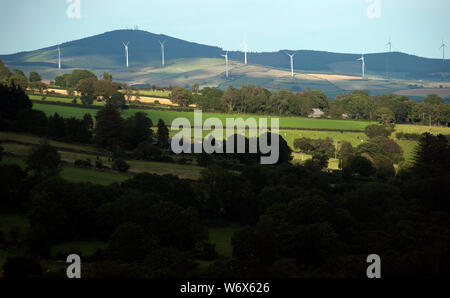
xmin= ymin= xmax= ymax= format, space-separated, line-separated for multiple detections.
xmin=1 ymin=155 xmax=131 ymax=185
xmin=395 ymin=124 xmax=450 ymax=135
xmin=33 ymin=102 xmax=373 ymax=131
xmin=1 ymin=131 xmax=204 ymax=181
xmin=129 ymin=89 xmax=171 ymax=98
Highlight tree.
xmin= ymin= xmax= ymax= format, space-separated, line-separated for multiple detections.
xmin=81 ymin=94 xmax=94 ymax=105
xmin=373 ymin=155 xmax=395 ymax=180
xmin=123 ymin=112 xmax=153 ymax=149
xmin=82 ymin=113 xmax=94 ymax=130
xmin=134 ymin=141 xmax=161 ymax=160
xmin=17 ymin=109 xmax=48 ymax=136
xmin=338 ymin=141 xmax=354 ymax=160
xmin=109 ymin=92 xmax=126 ymax=108
xmin=47 ymin=113 xmax=66 ymax=140
xmin=222 ymin=86 xmax=240 ymax=111
xmin=25 ymin=141 xmax=62 ymax=178
xmin=375 ymin=107 xmax=395 ymax=125
xmin=103 ymin=72 xmax=113 ymax=81
xmin=412 ymin=133 xmax=450 ymax=176
xmin=95 ymin=79 xmax=117 ymax=100
xmin=439 ymin=104 xmax=450 ymax=126
xmin=0 ymin=59 xmax=12 ymax=85
xmin=94 ymin=103 xmax=124 ymax=150
xmin=192 ymin=83 xmax=200 ymax=94
xmin=66 ymin=69 xmax=97 ymax=87
xmin=364 ymin=124 xmax=391 ymax=138
xmin=76 ymin=77 xmax=97 ymax=98
xmin=9 ymin=73 xmax=28 ymax=90
xmin=108 ymin=223 xmax=150 ymax=262
xmin=423 ymin=94 xmax=444 ymax=106
xmin=29 ymin=81 xmax=47 ymax=95
xmin=156 ymin=119 xmax=169 ymax=148
xmin=311 ymin=153 xmax=329 ymax=170
xmin=112 ymin=159 xmax=130 ymax=172
xmin=370 ymin=136 xmax=403 ymax=161
xmin=170 ymin=86 xmax=192 ymax=107
xmin=29 ymin=72 xmax=42 ymax=82
xmin=343 ymin=155 xmax=375 ymax=177
xmin=0 ymin=83 xmax=32 ymax=121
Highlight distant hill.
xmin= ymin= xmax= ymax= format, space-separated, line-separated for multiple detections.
xmin=1 ymin=29 xmax=449 ymax=98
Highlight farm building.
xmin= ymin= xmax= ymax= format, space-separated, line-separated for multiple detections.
xmin=308 ymin=108 xmax=325 ymax=118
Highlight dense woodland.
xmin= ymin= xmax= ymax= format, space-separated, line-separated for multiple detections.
xmin=0 ymin=63 xmax=449 ymax=278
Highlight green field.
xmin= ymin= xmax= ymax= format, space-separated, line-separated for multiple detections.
xmin=33 ymin=102 xmax=373 ymax=131
xmin=1 ymin=138 xmax=203 ymax=181
xmin=395 ymin=124 xmax=450 ymax=135
xmin=208 ymin=226 xmax=241 ymax=258
xmin=129 ymin=89 xmax=171 ymax=98
xmin=29 ymin=94 xmax=104 ymax=106
xmin=1 ymin=155 xmax=131 ymax=185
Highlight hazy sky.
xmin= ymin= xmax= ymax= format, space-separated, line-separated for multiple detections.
xmin=0 ymin=0 xmax=448 ymax=58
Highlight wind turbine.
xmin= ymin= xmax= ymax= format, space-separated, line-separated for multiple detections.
xmin=440 ymin=39 xmax=447 ymax=63
xmin=222 ymin=51 xmax=229 ymax=78
xmin=386 ymin=37 xmax=392 ymax=79
xmin=123 ymin=42 xmax=130 ymax=68
xmin=242 ymin=40 xmax=248 ymax=65
xmin=159 ymin=40 xmax=166 ymax=67
xmin=357 ymin=51 xmax=365 ymax=79
xmin=286 ymin=53 xmax=295 ymax=79
xmin=57 ymin=45 xmax=61 ymax=69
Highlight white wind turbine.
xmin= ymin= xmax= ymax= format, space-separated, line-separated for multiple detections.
xmin=386 ymin=37 xmax=392 ymax=79
xmin=286 ymin=53 xmax=295 ymax=79
xmin=123 ymin=42 xmax=130 ymax=68
xmin=242 ymin=40 xmax=248 ymax=65
xmin=357 ymin=51 xmax=366 ymax=79
xmin=57 ymin=45 xmax=61 ymax=69
xmin=159 ymin=40 xmax=166 ymax=67
xmin=222 ymin=51 xmax=229 ymax=78
xmin=440 ymin=39 xmax=447 ymax=63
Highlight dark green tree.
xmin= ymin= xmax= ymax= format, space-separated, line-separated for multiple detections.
xmin=156 ymin=119 xmax=169 ymax=148
xmin=94 ymin=103 xmax=124 ymax=150
xmin=29 ymin=72 xmax=42 ymax=82
xmin=25 ymin=142 xmax=61 ymax=178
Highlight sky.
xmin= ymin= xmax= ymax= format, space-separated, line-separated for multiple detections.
xmin=0 ymin=0 xmax=449 ymax=59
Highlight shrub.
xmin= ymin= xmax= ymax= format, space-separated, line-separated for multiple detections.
xmin=373 ymin=155 xmax=395 ymax=180
xmin=74 ymin=159 xmax=92 ymax=168
xmin=364 ymin=125 xmax=391 ymax=139
xmin=133 ymin=141 xmax=161 ymax=160
xmin=343 ymin=155 xmax=375 ymax=177
xmin=112 ymin=159 xmax=130 ymax=172
xmin=95 ymin=158 xmax=105 ymax=169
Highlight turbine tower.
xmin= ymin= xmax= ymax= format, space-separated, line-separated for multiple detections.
xmin=286 ymin=53 xmax=295 ymax=79
xmin=357 ymin=51 xmax=365 ymax=79
xmin=386 ymin=37 xmax=392 ymax=79
xmin=159 ymin=40 xmax=166 ymax=67
xmin=57 ymin=46 xmax=61 ymax=70
xmin=222 ymin=51 xmax=229 ymax=79
xmin=440 ymin=39 xmax=447 ymax=63
xmin=242 ymin=40 xmax=248 ymax=65
xmin=123 ymin=42 xmax=130 ymax=68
